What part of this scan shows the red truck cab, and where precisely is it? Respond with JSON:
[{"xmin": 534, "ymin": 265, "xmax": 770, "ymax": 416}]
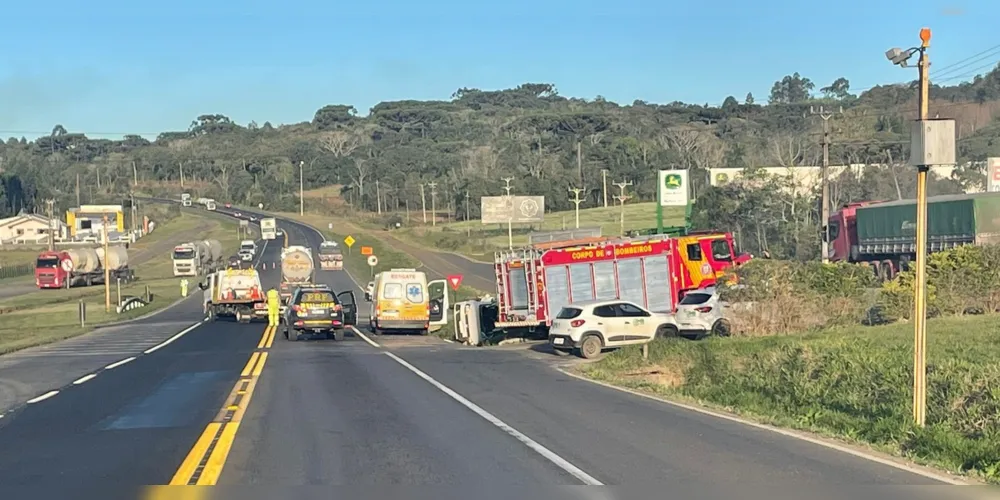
[
  {"xmin": 826, "ymin": 201, "xmax": 879, "ymax": 263},
  {"xmin": 34, "ymin": 251, "xmax": 67, "ymax": 288}
]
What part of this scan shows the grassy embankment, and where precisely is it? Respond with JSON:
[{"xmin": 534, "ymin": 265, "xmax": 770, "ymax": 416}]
[
  {"xmin": 0, "ymin": 211, "xmax": 239, "ymax": 354},
  {"xmin": 580, "ymin": 315, "xmax": 1000, "ymax": 482},
  {"xmin": 299, "ymin": 186, "xmax": 685, "ymax": 261}
]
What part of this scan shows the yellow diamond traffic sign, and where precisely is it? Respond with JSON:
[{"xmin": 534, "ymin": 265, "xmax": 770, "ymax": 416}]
[{"xmin": 344, "ymin": 235, "xmax": 356, "ymax": 247}]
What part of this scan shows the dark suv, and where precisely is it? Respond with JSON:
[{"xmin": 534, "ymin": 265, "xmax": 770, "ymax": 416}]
[{"xmin": 282, "ymin": 284, "xmax": 358, "ymax": 341}]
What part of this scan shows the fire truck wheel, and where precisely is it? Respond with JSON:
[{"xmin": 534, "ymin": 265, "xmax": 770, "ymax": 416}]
[
  {"xmin": 656, "ymin": 324, "xmax": 679, "ymax": 339},
  {"xmin": 578, "ymin": 335, "xmax": 603, "ymax": 359}
]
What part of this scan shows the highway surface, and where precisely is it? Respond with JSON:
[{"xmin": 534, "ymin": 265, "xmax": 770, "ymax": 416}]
[{"xmin": 0, "ymin": 204, "xmax": 967, "ymax": 498}]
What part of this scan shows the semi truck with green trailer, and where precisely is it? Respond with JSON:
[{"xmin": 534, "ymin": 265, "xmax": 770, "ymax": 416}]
[{"xmin": 827, "ymin": 192, "xmax": 1000, "ymax": 281}]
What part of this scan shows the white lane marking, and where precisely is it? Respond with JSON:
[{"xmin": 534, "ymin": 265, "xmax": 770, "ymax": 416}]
[
  {"xmin": 555, "ymin": 368, "xmax": 969, "ymax": 486},
  {"xmin": 104, "ymin": 357, "xmax": 137, "ymax": 370},
  {"xmin": 144, "ymin": 321, "xmax": 205, "ymax": 354},
  {"xmin": 349, "ymin": 326, "xmax": 381, "ymax": 348},
  {"xmin": 26, "ymin": 391, "xmax": 60, "ymax": 404},
  {"xmin": 383, "ymin": 351, "xmax": 603, "ymax": 485},
  {"xmin": 72, "ymin": 374, "xmax": 98, "ymax": 385}
]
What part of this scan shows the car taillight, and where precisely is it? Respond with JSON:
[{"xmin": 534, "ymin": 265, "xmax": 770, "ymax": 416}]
[
  {"xmin": 570, "ymin": 319, "xmax": 585, "ymax": 328},
  {"xmin": 695, "ymin": 306, "xmax": 713, "ymax": 313}
]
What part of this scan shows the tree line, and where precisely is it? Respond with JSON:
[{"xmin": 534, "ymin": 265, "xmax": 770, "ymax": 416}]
[{"xmin": 3, "ymin": 68, "xmax": 1000, "ymax": 259}]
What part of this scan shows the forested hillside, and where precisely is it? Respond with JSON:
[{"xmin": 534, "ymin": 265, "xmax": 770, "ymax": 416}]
[{"xmin": 4, "ymin": 68, "xmax": 1000, "ymax": 258}]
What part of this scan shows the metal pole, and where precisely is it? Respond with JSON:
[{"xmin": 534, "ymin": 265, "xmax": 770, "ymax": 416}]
[
  {"xmin": 103, "ymin": 215, "xmax": 111, "ymax": 313},
  {"xmin": 428, "ymin": 182, "xmax": 438, "ymax": 227},
  {"xmin": 46, "ymin": 199, "xmax": 55, "ymax": 251},
  {"xmin": 465, "ymin": 191, "xmax": 471, "ymax": 237},
  {"xmin": 420, "ymin": 183, "xmax": 427, "ymax": 224},
  {"xmin": 116, "ymin": 278, "xmax": 122, "ymax": 309},
  {"xmin": 913, "ymin": 29, "xmax": 931, "ymax": 428},
  {"xmin": 501, "ymin": 177, "xmax": 514, "ymax": 249},
  {"xmin": 602, "ymin": 169, "xmax": 608, "ymax": 208},
  {"xmin": 299, "ymin": 161, "xmax": 305, "ymax": 216},
  {"xmin": 569, "ymin": 187, "xmax": 585, "ymax": 229}
]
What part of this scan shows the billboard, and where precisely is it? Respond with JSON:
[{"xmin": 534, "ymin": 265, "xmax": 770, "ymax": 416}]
[
  {"xmin": 988, "ymin": 158, "xmax": 1000, "ymax": 193},
  {"xmin": 481, "ymin": 196, "xmax": 545, "ymax": 224},
  {"xmin": 658, "ymin": 169, "xmax": 690, "ymax": 207}
]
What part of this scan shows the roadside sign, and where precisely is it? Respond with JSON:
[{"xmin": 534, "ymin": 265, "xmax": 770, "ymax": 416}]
[
  {"xmin": 367, "ymin": 255, "xmax": 378, "ymax": 267},
  {"xmin": 328, "ymin": 223, "xmax": 333, "ymax": 229},
  {"xmin": 239, "ymin": 220, "xmax": 248, "ymax": 227},
  {"xmin": 361, "ymin": 246, "xmax": 373, "ymax": 256},
  {"xmin": 344, "ymin": 235, "xmax": 355, "ymax": 247},
  {"xmin": 447, "ymin": 274, "xmax": 463, "ymax": 291}
]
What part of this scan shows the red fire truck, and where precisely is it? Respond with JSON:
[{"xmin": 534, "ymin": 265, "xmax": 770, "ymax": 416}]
[{"xmin": 493, "ymin": 232, "xmax": 749, "ymax": 330}]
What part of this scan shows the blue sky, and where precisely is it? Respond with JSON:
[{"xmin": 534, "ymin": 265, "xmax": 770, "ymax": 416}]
[{"xmin": 0, "ymin": 0, "xmax": 996, "ymax": 140}]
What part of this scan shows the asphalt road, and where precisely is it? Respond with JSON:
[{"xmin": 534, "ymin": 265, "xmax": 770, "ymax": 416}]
[{"xmin": 0, "ymin": 204, "xmax": 967, "ymax": 498}]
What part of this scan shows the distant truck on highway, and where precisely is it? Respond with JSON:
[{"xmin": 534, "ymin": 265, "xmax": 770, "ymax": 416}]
[
  {"xmin": 199, "ymin": 268, "xmax": 266, "ymax": 323},
  {"xmin": 34, "ymin": 246, "xmax": 134, "ymax": 289},
  {"xmin": 279, "ymin": 245, "xmax": 315, "ymax": 303},
  {"xmin": 260, "ymin": 218, "xmax": 277, "ymax": 240},
  {"xmin": 181, "ymin": 193, "xmax": 192, "ymax": 207},
  {"xmin": 318, "ymin": 241, "xmax": 343, "ymax": 270},
  {"xmin": 172, "ymin": 239, "xmax": 223, "ymax": 276},
  {"xmin": 827, "ymin": 192, "xmax": 1000, "ymax": 281}
]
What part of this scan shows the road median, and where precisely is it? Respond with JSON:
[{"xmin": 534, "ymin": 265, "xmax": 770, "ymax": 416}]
[{"xmin": 0, "ymin": 211, "xmax": 239, "ymax": 355}]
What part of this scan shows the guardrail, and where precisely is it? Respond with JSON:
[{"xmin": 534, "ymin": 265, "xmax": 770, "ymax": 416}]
[{"xmin": 0, "ymin": 263, "xmax": 33, "ymax": 280}]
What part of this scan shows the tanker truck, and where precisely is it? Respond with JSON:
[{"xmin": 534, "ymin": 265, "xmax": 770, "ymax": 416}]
[
  {"xmin": 279, "ymin": 245, "xmax": 315, "ymax": 303},
  {"xmin": 172, "ymin": 239, "xmax": 224, "ymax": 276},
  {"xmin": 34, "ymin": 246, "xmax": 135, "ymax": 289}
]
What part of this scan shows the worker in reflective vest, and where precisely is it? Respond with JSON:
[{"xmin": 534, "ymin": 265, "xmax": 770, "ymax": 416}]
[{"xmin": 266, "ymin": 288, "xmax": 281, "ymax": 326}]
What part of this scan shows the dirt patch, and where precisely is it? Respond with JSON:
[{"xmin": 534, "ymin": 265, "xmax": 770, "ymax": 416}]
[{"xmin": 619, "ymin": 364, "xmax": 687, "ymax": 388}]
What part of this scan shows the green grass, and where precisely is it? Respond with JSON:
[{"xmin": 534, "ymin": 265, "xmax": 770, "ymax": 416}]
[
  {"xmin": 364, "ymin": 202, "xmax": 686, "ymax": 260},
  {"xmin": 580, "ymin": 315, "xmax": 1000, "ymax": 482},
  {"xmin": 0, "ymin": 212, "xmax": 239, "ymax": 354}
]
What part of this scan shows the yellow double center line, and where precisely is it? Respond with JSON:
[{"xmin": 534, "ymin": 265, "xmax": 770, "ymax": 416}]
[{"xmin": 167, "ymin": 324, "xmax": 275, "ymax": 486}]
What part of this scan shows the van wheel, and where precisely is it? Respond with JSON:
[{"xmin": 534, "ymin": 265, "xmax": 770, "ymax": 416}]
[
  {"xmin": 578, "ymin": 335, "xmax": 603, "ymax": 359},
  {"xmin": 656, "ymin": 324, "xmax": 678, "ymax": 339},
  {"xmin": 711, "ymin": 319, "xmax": 732, "ymax": 337}
]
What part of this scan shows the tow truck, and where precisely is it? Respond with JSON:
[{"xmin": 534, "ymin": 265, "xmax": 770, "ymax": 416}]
[{"xmin": 199, "ymin": 268, "xmax": 267, "ymax": 323}]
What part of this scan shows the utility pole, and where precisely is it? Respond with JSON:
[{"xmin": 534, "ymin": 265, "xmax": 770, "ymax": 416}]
[
  {"xmin": 427, "ymin": 182, "xmax": 438, "ymax": 227},
  {"xmin": 612, "ymin": 179, "xmax": 633, "ymax": 237},
  {"xmin": 45, "ymin": 199, "xmax": 55, "ymax": 251},
  {"xmin": 132, "ymin": 161, "xmax": 138, "ymax": 187},
  {"xmin": 420, "ymin": 183, "xmax": 428, "ymax": 224},
  {"xmin": 299, "ymin": 160, "xmax": 305, "ymax": 216},
  {"xmin": 179, "ymin": 162, "xmax": 185, "ymax": 188},
  {"xmin": 810, "ymin": 105, "xmax": 843, "ymax": 264},
  {"xmin": 75, "ymin": 173, "xmax": 81, "ymax": 207},
  {"xmin": 465, "ymin": 191, "xmax": 471, "ymax": 236},
  {"xmin": 376, "ymin": 179, "xmax": 382, "ymax": 215},
  {"xmin": 569, "ymin": 187, "xmax": 585, "ymax": 229},
  {"xmin": 886, "ymin": 27, "xmax": 935, "ymax": 428},
  {"xmin": 102, "ymin": 214, "xmax": 111, "ymax": 313},
  {"xmin": 501, "ymin": 177, "xmax": 515, "ymax": 249},
  {"xmin": 576, "ymin": 141, "xmax": 583, "ymax": 186},
  {"xmin": 913, "ymin": 29, "xmax": 932, "ymax": 428},
  {"xmin": 601, "ymin": 169, "xmax": 609, "ymax": 208}
]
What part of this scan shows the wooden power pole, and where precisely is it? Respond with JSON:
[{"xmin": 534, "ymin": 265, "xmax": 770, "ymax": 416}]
[{"xmin": 810, "ymin": 105, "xmax": 843, "ymax": 264}]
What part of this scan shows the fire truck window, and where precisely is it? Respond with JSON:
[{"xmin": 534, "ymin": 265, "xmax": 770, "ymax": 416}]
[
  {"xmin": 617, "ymin": 258, "xmax": 645, "ymax": 308},
  {"xmin": 642, "ymin": 255, "xmax": 672, "ymax": 313},
  {"xmin": 592, "ymin": 305, "xmax": 617, "ymax": 318},
  {"xmin": 686, "ymin": 243, "xmax": 702, "ymax": 261},
  {"xmin": 593, "ymin": 261, "xmax": 617, "ymax": 300},
  {"xmin": 711, "ymin": 239, "xmax": 732, "ymax": 262},
  {"xmin": 569, "ymin": 263, "xmax": 595, "ymax": 303},
  {"xmin": 544, "ymin": 266, "xmax": 570, "ymax": 318},
  {"xmin": 509, "ymin": 267, "xmax": 529, "ymax": 310}
]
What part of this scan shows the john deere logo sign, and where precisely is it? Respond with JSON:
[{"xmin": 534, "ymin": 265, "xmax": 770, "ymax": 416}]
[{"xmin": 658, "ymin": 169, "xmax": 689, "ymax": 207}]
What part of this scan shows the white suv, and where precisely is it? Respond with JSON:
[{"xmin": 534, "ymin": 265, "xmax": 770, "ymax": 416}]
[{"xmin": 549, "ymin": 299, "xmax": 679, "ymax": 359}]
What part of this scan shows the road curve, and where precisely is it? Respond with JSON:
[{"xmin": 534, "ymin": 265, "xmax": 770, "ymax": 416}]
[{"xmin": 0, "ymin": 202, "xmax": 965, "ymax": 497}]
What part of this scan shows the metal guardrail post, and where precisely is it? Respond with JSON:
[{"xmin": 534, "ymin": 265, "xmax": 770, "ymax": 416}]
[{"xmin": 79, "ymin": 300, "xmax": 86, "ymax": 327}]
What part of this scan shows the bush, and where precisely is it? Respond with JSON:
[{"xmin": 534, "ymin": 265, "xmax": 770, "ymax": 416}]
[
  {"xmin": 880, "ymin": 245, "xmax": 1000, "ymax": 320},
  {"xmin": 720, "ymin": 259, "xmax": 879, "ymax": 335}
]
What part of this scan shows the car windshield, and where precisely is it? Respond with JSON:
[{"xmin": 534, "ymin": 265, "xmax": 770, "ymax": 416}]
[
  {"xmin": 679, "ymin": 293, "xmax": 713, "ymax": 305},
  {"xmin": 557, "ymin": 307, "xmax": 583, "ymax": 319},
  {"xmin": 173, "ymin": 250, "xmax": 194, "ymax": 259}
]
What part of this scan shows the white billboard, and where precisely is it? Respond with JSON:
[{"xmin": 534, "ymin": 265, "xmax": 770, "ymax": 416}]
[
  {"xmin": 988, "ymin": 158, "xmax": 1000, "ymax": 193},
  {"xmin": 658, "ymin": 169, "xmax": 690, "ymax": 207},
  {"xmin": 481, "ymin": 196, "xmax": 545, "ymax": 224}
]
